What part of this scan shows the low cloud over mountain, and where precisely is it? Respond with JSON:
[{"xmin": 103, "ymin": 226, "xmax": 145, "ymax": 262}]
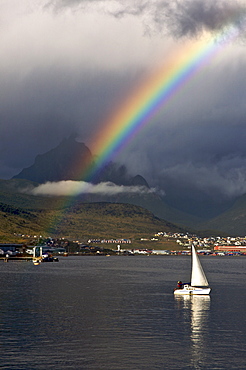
[{"xmin": 24, "ymin": 180, "xmax": 157, "ymax": 197}]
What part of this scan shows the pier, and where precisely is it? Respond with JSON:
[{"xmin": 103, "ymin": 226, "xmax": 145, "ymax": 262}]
[{"xmin": 0, "ymin": 256, "xmax": 33, "ymax": 262}]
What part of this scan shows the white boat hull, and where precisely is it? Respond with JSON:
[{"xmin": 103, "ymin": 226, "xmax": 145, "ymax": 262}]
[{"xmin": 174, "ymin": 284, "xmax": 211, "ymax": 295}]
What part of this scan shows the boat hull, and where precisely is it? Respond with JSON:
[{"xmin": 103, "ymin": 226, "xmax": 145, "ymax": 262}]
[{"xmin": 174, "ymin": 285, "xmax": 211, "ymax": 295}]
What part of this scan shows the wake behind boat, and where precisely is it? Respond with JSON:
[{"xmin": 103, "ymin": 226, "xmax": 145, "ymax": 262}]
[{"xmin": 174, "ymin": 245, "xmax": 211, "ymax": 295}]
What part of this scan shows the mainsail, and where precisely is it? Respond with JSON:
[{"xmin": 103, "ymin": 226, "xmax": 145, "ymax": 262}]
[{"xmin": 190, "ymin": 245, "xmax": 209, "ymax": 287}]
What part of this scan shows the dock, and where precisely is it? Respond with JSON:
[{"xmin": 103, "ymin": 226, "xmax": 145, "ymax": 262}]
[{"xmin": 0, "ymin": 256, "xmax": 33, "ymax": 262}]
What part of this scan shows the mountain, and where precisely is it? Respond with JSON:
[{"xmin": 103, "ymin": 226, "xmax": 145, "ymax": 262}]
[
  {"xmin": 11, "ymin": 136, "xmax": 202, "ymax": 227},
  {"xmin": 1, "ymin": 176, "xmax": 200, "ymax": 229},
  {"xmin": 76, "ymin": 190, "xmax": 201, "ymax": 227},
  {"xmin": 198, "ymin": 193, "xmax": 246, "ymax": 235},
  {"xmin": 0, "ymin": 187, "xmax": 188, "ymax": 243},
  {"xmin": 13, "ymin": 135, "xmax": 149, "ymax": 188},
  {"xmin": 13, "ymin": 135, "xmax": 92, "ymax": 183},
  {"xmin": 13, "ymin": 136, "xmax": 240, "ymax": 233}
]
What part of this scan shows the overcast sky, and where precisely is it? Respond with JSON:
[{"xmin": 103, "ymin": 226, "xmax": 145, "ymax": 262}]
[{"xmin": 1, "ymin": 0, "xmax": 246, "ymax": 202}]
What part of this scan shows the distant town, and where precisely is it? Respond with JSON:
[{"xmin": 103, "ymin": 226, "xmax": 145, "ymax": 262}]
[
  {"xmin": 1, "ymin": 230, "xmax": 246, "ymax": 258},
  {"xmin": 87, "ymin": 232, "xmax": 246, "ymax": 255}
]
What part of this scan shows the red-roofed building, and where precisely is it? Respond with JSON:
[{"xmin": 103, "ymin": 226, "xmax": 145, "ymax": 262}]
[{"xmin": 214, "ymin": 246, "xmax": 246, "ymax": 252}]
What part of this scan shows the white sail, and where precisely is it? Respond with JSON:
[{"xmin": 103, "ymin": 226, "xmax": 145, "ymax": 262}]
[{"xmin": 191, "ymin": 245, "xmax": 209, "ymax": 287}]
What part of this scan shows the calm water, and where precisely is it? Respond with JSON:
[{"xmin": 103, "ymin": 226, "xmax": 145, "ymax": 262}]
[{"xmin": 0, "ymin": 255, "xmax": 245, "ymax": 369}]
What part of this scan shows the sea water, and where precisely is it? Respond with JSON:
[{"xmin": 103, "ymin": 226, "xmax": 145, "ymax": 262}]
[{"xmin": 0, "ymin": 255, "xmax": 245, "ymax": 369}]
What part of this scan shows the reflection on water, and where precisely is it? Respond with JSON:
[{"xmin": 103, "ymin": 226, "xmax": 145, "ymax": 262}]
[
  {"xmin": 191, "ymin": 296, "xmax": 210, "ymax": 369},
  {"xmin": 175, "ymin": 295, "xmax": 210, "ymax": 369},
  {"xmin": 1, "ymin": 257, "xmax": 246, "ymax": 369}
]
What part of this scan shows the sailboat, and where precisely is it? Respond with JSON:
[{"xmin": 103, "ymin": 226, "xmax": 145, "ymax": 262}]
[{"xmin": 174, "ymin": 245, "xmax": 211, "ymax": 295}]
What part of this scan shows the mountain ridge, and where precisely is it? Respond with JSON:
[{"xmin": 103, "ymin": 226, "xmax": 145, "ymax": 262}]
[
  {"xmin": 8, "ymin": 136, "xmax": 246, "ymax": 235},
  {"xmin": 13, "ymin": 135, "xmax": 150, "ymax": 188},
  {"xmin": 0, "ymin": 195, "xmax": 188, "ymax": 243}
]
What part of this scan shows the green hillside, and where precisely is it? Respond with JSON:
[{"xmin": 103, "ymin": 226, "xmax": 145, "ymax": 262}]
[
  {"xmin": 0, "ymin": 197, "xmax": 187, "ymax": 244},
  {"xmin": 0, "ymin": 178, "xmax": 201, "ymax": 229},
  {"xmin": 0, "ymin": 178, "xmax": 226, "ymax": 242},
  {"xmin": 199, "ymin": 194, "xmax": 246, "ymax": 236}
]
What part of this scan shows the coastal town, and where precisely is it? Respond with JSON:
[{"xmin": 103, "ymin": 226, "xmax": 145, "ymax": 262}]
[
  {"xmin": 87, "ymin": 232, "xmax": 246, "ymax": 255},
  {"xmin": 2, "ymin": 230, "xmax": 246, "ymax": 258}
]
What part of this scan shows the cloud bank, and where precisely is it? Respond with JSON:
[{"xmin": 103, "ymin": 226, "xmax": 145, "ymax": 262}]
[
  {"xmin": 25, "ymin": 181, "xmax": 158, "ymax": 196},
  {"xmin": 48, "ymin": 0, "xmax": 246, "ymax": 38}
]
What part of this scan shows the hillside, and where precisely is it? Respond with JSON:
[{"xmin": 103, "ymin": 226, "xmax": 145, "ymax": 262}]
[
  {"xmin": 10, "ymin": 136, "xmax": 204, "ymax": 227},
  {"xmin": 2, "ymin": 179, "xmax": 201, "ymax": 232},
  {"xmin": 69, "ymin": 190, "xmax": 202, "ymax": 228},
  {"xmin": 0, "ymin": 178, "xmax": 237, "ymax": 237},
  {"xmin": 199, "ymin": 194, "xmax": 246, "ymax": 236},
  {"xmin": 0, "ymin": 179, "xmax": 68, "ymax": 210},
  {"xmin": 8, "ymin": 137, "xmax": 246, "ymax": 235},
  {"xmin": 0, "ymin": 198, "xmax": 187, "ymax": 244}
]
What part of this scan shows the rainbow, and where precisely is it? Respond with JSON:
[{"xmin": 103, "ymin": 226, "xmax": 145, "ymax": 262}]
[
  {"xmin": 78, "ymin": 27, "xmax": 237, "ymax": 182},
  {"xmin": 44, "ymin": 28, "xmax": 238, "ymax": 236}
]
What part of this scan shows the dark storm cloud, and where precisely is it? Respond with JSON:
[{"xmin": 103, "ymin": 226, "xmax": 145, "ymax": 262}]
[
  {"xmin": 47, "ymin": 0, "xmax": 246, "ymax": 38},
  {"xmin": 119, "ymin": 117, "xmax": 246, "ymax": 216},
  {"xmin": 2, "ymin": 0, "xmax": 246, "ymax": 211},
  {"xmin": 157, "ymin": 0, "xmax": 246, "ymax": 38},
  {"xmin": 0, "ymin": 62, "xmax": 143, "ymax": 178},
  {"xmin": 117, "ymin": 59, "xmax": 246, "ymax": 204}
]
